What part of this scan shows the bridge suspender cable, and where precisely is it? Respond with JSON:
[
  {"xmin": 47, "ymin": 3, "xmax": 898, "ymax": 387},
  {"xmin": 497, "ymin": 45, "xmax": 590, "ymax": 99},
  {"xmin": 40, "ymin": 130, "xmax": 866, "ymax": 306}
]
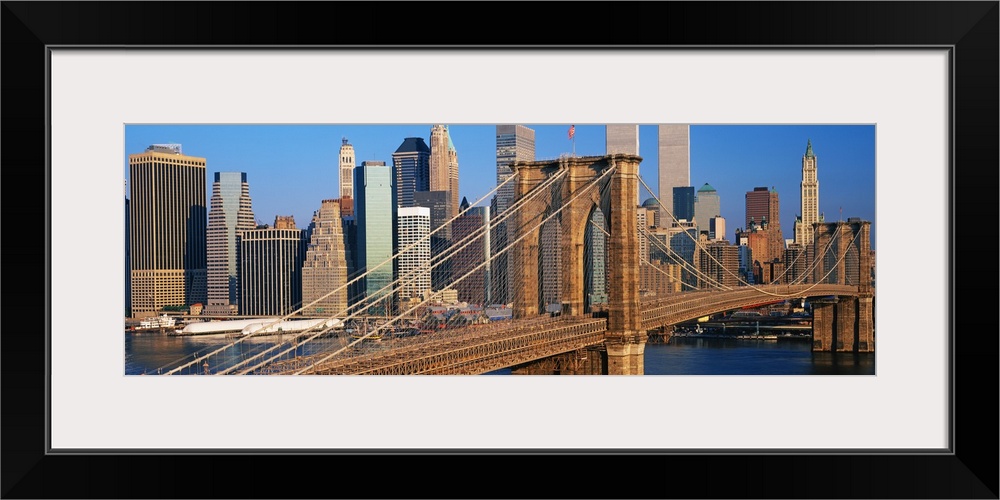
[
  {"xmin": 223, "ymin": 169, "xmax": 572, "ymax": 375},
  {"xmin": 636, "ymin": 174, "xmax": 861, "ymax": 299},
  {"xmin": 160, "ymin": 173, "xmax": 525, "ymax": 375},
  {"xmin": 292, "ymin": 166, "xmax": 619, "ymax": 375}
]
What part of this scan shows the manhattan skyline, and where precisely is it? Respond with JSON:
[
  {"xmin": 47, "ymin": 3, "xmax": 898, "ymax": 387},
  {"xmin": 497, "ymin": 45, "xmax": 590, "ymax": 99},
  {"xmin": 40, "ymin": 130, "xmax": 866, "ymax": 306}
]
[{"xmin": 124, "ymin": 124, "xmax": 876, "ymax": 248}]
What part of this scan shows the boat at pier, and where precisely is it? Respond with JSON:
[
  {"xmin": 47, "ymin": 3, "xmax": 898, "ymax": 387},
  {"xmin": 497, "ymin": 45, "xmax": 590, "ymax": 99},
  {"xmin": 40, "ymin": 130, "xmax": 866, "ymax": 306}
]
[{"xmin": 136, "ymin": 314, "xmax": 176, "ymax": 330}]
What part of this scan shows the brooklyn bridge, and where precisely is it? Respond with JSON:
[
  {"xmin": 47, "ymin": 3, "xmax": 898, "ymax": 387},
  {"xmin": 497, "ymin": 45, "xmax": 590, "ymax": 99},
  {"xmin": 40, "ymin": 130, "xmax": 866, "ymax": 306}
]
[{"xmin": 152, "ymin": 154, "xmax": 873, "ymax": 376}]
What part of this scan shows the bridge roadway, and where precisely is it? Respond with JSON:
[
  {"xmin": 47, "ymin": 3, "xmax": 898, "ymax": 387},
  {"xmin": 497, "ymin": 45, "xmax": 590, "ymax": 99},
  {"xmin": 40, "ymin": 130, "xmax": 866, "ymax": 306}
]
[
  {"xmin": 641, "ymin": 284, "xmax": 860, "ymax": 330},
  {"xmin": 254, "ymin": 284, "xmax": 860, "ymax": 375},
  {"xmin": 257, "ymin": 315, "xmax": 608, "ymax": 375}
]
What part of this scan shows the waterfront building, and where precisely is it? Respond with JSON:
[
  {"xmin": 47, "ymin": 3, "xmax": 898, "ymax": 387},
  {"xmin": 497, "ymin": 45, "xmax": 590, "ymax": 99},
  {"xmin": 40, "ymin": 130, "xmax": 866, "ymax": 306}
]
[
  {"xmin": 301, "ymin": 199, "xmax": 349, "ymax": 316},
  {"xmin": 128, "ymin": 144, "xmax": 206, "ymax": 318},
  {"xmin": 125, "ymin": 189, "xmax": 130, "ymax": 317},
  {"xmin": 658, "ymin": 125, "xmax": 690, "ymax": 228},
  {"xmin": 672, "ymin": 186, "xmax": 695, "ymax": 223},
  {"xmin": 238, "ymin": 217, "xmax": 307, "ymax": 316},
  {"xmin": 794, "ymin": 139, "xmax": 820, "ymax": 246},
  {"xmin": 397, "ymin": 206, "xmax": 432, "ymax": 301},
  {"xmin": 354, "ymin": 161, "xmax": 394, "ymax": 314},
  {"xmin": 493, "ymin": 124, "xmax": 535, "ymax": 305},
  {"xmin": 205, "ymin": 172, "xmax": 256, "ymax": 316},
  {"xmin": 693, "ymin": 183, "xmax": 720, "ymax": 236},
  {"xmin": 392, "ymin": 137, "xmax": 430, "ymax": 209},
  {"xmin": 338, "ymin": 137, "xmax": 355, "ymax": 217}
]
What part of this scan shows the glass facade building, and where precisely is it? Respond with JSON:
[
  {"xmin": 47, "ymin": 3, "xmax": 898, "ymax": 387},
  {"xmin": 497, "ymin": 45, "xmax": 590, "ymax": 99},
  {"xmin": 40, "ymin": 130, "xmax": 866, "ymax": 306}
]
[
  {"xmin": 672, "ymin": 186, "xmax": 696, "ymax": 222},
  {"xmin": 354, "ymin": 161, "xmax": 395, "ymax": 315},
  {"xmin": 392, "ymin": 137, "xmax": 430, "ymax": 209},
  {"xmin": 206, "ymin": 172, "xmax": 256, "ymax": 313}
]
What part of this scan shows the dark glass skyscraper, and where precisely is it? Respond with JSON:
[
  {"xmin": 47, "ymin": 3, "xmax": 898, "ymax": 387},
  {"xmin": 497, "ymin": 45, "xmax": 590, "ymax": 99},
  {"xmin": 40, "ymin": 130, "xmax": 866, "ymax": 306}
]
[
  {"xmin": 672, "ymin": 186, "xmax": 696, "ymax": 222},
  {"xmin": 392, "ymin": 137, "xmax": 430, "ymax": 209}
]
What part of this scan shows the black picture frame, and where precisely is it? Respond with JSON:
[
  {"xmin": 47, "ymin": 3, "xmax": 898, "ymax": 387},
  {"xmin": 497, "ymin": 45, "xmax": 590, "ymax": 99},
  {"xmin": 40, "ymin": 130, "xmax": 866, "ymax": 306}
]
[{"xmin": 3, "ymin": 2, "xmax": 997, "ymax": 498}]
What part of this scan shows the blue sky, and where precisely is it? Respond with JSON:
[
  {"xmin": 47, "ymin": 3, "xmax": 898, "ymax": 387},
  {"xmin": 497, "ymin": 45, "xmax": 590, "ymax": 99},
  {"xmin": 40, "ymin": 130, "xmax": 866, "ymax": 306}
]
[{"xmin": 125, "ymin": 124, "xmax": 876, "ymax": 248}]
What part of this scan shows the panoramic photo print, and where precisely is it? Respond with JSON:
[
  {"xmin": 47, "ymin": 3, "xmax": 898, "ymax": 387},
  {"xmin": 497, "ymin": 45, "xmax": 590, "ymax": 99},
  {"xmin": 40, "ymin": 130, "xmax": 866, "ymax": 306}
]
[{"xmin": 124, "ymin": 124, "xmax": 876, "ymax": 376}]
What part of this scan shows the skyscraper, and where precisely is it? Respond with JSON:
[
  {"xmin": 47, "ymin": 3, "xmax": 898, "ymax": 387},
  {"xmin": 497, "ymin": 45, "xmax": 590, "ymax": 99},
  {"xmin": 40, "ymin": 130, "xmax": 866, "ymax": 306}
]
[
  {"xmin": 125, "ymin": 185, "xmax": 130, "ymax": 318},
  {"xmin": 540, "ymin": 218, "xmax": 563, "ymax": 308},
  {"xmin": 668, "ymin": 226, "xmax": 700, "ymax": 291},
  {"xmin": 301, "ymin": 199, "xmax": 349, "ymax": 316},
  {"xmin": 493, "ymin": 125, "xmax": 535, "ymax": 305},
  {"xmin": 693, "ymin": 183, "xmax": 720, "ymax": 236},
  {"xmin": 206, "ymin": 172, "xmax": 256, "ymax": 315},
  {"xmin": 672, "ymin": 186, "xmax": 695, "ymax": 222},
  {"xmin": 397, "ymin": 206, "xmax": 432, "ymax": 300},
  {"xmin": 452, "ymin": 197, "xmax": 490, "ymax": 305},
  {"xmin": 339, "ymin": 138, "xmax": 355, "ymax": 217},
  {"xmin": 392, "ymin": 137, "xmax": 430, "ymax": 209},
  {"xmin": 745, "ymin": 186, "xmax": 781, "ymax": 230},
  {"xmin": 658, "ymin": 125, "xmax": 690, "ymax": 228},
  {"xmin": 354, "ymin": 161, "xmax": 394, "ymax": 314},
  {"xmin": 495, "ymin": 125, "xmax": 535, "ymax": 214},
  {"xmin": 794, "ymin": 139, "xmax": 820, "ymax": 246},
  {"xmin": 238, "ymin": 217, "xmax": 307, "ymax": 316},
  {"xmin": 414, "ymin": 190, "xmax": 452, "ymax": 289},
  {"xmin": 584, "ymin": 209, "xmax": 608, "ymax": 308},
  {"xmin": 709, "ymin": 216, "xmax": 726, "ymax": 242},
  {"xmin": 429, "ymin": 125, "xmax": 460, "ymax": 223},
  {"xmin": 128, "ymin": 144, "xmax": 206, "ymax": 318},
  {"xmin": 606, "ymin": 124, "xmax": 639, "ymax": 154},
  {"xmin": 699, "ymin": 240, "xmax": 740, "ymax": 288}
]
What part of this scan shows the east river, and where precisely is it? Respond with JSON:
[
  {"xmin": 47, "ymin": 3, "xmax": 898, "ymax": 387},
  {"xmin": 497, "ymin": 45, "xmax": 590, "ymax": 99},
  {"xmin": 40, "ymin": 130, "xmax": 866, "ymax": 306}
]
[{"xmin": 125, "ymin": 331, "xmax": 874, "ymax": 376}]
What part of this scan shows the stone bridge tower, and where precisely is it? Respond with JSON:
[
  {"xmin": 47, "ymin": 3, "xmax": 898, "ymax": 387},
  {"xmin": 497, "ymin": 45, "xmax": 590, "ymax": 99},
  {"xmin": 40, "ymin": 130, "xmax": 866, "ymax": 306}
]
[
  {"xmin": 511, "ymin": 154, "xmax": 645, "ymax": 374},
  {"xmin": 811, "ymin": 219, "xmax": 874, "ymax": 352}
]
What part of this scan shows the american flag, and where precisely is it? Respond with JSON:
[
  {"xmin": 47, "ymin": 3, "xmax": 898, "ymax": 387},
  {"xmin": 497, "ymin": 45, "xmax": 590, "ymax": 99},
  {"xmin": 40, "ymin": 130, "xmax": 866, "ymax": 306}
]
[{"xmin": 568, "ymin": 124, "xmax": 575, "ymax": 140}]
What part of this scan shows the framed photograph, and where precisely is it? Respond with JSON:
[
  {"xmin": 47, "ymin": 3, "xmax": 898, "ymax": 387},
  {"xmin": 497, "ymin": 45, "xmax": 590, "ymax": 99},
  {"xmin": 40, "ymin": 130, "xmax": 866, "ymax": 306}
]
[{"xmin": 4, "ymin": 2, "xmax": 996, "ymax": 498}]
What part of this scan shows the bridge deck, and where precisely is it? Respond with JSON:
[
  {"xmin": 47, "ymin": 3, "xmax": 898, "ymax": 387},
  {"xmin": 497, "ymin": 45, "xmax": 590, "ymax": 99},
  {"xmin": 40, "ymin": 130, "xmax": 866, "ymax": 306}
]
[
  {"xmin": 640, "ymin": 284, "xmax": 859, "ymax": 329},
  {"xmin": 260, "ymin": 316, "xmax": 607, "ymax": 375},
  {"xmin": 251, "ymin": 285, "xmax": 860, "ymax": 375}
]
